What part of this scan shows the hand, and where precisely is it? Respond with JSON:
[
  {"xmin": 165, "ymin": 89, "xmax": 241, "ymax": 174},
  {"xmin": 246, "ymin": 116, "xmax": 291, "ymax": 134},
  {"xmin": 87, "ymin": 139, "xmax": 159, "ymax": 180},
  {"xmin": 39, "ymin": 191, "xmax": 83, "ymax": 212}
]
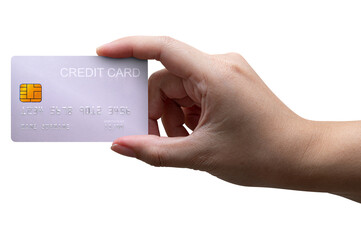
[{"xmin": 97, "ymin": 36, "xmax": 361, "ymax": 202}]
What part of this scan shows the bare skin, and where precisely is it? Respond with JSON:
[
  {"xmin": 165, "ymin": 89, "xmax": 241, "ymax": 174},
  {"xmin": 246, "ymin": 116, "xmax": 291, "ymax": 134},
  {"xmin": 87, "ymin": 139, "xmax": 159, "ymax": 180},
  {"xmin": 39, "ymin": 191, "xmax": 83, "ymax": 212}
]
[{"xmin": 97, "ymin": 36, "xmax": 361, "ymax": 203}]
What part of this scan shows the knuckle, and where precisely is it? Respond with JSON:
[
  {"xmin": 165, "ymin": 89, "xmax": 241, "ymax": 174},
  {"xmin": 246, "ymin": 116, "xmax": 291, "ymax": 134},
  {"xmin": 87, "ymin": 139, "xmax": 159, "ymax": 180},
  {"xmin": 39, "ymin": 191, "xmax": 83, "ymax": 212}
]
[
  {"xmin": 148, "ymin": 70, "xmax": 168, "ymax": 91},
  {"xmin": 137, "ymin": 147, "xmax": 163, "ymax": 167},
  {"xmin": 153, "ymin": 146, "xmax": 167, "ymax": 167},
  {"xmin": 211, "ymin": 53, "xmax": 244, "ymax": 75},
  {"xmin": 215, "ymin": 54, "xmax": 245, "ymax": 76},
  {"xmin": 226, "ymin": 52, "xmax": 244, "ymax": 61},
  {"xmin": 133, "ymin": 136, "xmax": 167, "ymax": 167},
  {"xmin": 224, "ymin": 52, "xmax": 246, "ymax": 74},
  {"xmin": 159, "ymin": 35, "xmax": 175, "ymax": 46},
  {"xmin": 148, "ymin": 71, "xmax": 162, "ymax": 84},
  {"xmin": 148, "ymin": 144, "xmax": 168, "ymax": 167},
  {"xmin": 229, "ymin": 62, "xmax": 244, "ymax": 75}
]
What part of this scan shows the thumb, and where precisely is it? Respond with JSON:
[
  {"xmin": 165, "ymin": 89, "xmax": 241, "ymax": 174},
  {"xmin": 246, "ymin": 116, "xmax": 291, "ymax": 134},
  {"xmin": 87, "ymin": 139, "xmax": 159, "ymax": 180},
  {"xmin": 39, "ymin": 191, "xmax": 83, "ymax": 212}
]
[{"xmin": 111, "ymin": 135, "xmax": 200, "ymax": 169}]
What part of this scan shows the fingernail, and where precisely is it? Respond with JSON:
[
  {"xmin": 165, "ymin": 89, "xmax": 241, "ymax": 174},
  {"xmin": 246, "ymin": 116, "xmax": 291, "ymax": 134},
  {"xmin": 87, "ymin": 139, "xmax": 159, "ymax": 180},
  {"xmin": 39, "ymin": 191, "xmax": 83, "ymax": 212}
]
[
  {"xmin": 96, "ymin": 45, "xmax": 104, "ymax": 53},
  {"xmin": 111, "ymin": 144, "xmax": 136, "ymax": 158},
  {"xmin": 96, "ymin": 43, "xmax": 108, "ymax": 51}
]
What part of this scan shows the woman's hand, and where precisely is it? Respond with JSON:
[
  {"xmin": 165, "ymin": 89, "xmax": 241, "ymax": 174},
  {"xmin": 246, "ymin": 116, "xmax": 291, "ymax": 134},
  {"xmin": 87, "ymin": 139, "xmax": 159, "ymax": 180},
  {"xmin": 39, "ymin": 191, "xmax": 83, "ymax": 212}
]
[{"xmin": 97, "ymin": 36, "xmax": 361, "ymax": 202}]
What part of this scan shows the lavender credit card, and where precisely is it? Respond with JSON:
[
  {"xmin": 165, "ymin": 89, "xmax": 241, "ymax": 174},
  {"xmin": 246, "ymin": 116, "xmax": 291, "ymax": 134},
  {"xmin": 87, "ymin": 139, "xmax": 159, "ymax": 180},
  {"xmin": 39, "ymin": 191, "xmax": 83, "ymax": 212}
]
[{"xmin": 11, "ymin": 56, "xmax": 148, "ymax": 142}]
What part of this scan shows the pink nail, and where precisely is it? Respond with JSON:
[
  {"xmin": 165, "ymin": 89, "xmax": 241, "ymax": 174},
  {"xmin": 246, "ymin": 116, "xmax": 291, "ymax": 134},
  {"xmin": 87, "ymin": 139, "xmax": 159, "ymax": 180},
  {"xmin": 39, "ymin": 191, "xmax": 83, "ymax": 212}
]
[{"xmin": 111, "ymin": 144, "xmax": 136, "ymax": 158}]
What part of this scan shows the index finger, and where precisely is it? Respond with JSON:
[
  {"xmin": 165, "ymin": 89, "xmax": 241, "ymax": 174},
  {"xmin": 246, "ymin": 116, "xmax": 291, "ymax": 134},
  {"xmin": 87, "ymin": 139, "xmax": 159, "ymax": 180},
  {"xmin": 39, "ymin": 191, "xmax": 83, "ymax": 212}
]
[{"xmin": 96, "ymin": 36, "xmax": 207, "ymax": 79}]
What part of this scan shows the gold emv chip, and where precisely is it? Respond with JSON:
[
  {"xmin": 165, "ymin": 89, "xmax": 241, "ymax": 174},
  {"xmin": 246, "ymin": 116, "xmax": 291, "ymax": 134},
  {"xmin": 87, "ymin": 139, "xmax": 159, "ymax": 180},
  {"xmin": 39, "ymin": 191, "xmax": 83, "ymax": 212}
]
[{"xmin": 20, "ymin": 84, "xmax": 42, "ymax": 102}]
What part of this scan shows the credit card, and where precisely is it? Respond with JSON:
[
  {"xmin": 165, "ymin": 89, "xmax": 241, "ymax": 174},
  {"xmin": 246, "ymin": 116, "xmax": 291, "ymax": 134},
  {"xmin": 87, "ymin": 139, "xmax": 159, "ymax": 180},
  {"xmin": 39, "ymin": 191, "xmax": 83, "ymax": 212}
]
[{"xmin": 11, "ymin": 56, "xmax": 148, "ymax": 142}]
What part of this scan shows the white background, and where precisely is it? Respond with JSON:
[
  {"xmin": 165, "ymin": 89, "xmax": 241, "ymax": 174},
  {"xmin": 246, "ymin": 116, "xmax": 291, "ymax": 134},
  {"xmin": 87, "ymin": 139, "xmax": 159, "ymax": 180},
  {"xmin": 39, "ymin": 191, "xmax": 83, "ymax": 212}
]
[{"xmin": 1, "ymin": 0, "xmax": 361, "ymax": 239}]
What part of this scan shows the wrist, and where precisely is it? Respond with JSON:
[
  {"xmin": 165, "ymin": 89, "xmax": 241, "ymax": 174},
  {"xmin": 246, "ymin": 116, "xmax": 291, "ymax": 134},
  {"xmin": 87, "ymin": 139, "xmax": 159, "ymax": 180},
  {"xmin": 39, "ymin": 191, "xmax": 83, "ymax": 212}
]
[
  {"xmin": 264, "ymin": 117, "xmax": 327, "ymax": 191},
  {"xmin": 281, "ymin": 119, "xmax": 361, "ymax": 197}
]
